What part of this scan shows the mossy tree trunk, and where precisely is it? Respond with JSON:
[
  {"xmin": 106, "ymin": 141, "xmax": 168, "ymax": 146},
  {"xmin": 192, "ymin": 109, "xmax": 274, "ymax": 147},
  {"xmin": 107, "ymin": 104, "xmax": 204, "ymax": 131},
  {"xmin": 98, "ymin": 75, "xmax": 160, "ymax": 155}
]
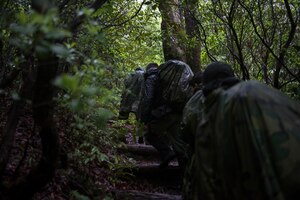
[
  {"xmin": 184, "ymin": 0, "xmax": 201, "ymax": 73},
  {"xmin": 158, "ymin": 0, "xmax": 186, "ymax": 62}
]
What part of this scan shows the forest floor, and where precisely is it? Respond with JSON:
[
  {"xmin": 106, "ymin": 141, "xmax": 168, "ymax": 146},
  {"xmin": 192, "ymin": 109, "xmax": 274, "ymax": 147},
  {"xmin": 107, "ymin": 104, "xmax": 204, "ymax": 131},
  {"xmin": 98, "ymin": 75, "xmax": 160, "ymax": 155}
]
[{"xmin": 0, "ymin": 95, "xmax": 182, "ymax": 199}]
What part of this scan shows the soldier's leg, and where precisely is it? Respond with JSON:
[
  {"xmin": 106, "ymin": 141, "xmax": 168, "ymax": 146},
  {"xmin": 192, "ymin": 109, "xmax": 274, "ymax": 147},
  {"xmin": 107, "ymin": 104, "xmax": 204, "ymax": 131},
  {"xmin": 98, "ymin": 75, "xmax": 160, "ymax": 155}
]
[
  {"xmin": 166, "ymin": 114, "xmax": 189, "ymax": 171},
  {"xmin": 133, "ymin": 112, "xmax": 144, "ymax": 144},
  {"xmin": 145, "ymin": 119, "xmax": 175, "ymax": 167}
]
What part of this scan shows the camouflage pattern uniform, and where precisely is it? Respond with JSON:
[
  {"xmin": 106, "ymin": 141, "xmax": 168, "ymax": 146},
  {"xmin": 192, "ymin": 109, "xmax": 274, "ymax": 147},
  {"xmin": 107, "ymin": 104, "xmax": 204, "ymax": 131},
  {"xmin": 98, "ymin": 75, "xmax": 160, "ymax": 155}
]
[
  {"xmin": 140, "ymin": 60, "xmax": 193, "ymax": 168},
  {"xmin": 181, "ymin": 90, "xmax": 205, "ymax": 200},
  {"xmin": 190, "ymin": 80, "xmax": 300, "ymax": 200},
  {"xmin": 158, "ymin": 60, "xmax": 194, "ymax": 111},
  {"xmin": 119, "ymin": 68, "xmax": 144, "ymax": 119},
  {"xmin": 181, "ymin": 90, "xmax": 205, "ymax": 153}
]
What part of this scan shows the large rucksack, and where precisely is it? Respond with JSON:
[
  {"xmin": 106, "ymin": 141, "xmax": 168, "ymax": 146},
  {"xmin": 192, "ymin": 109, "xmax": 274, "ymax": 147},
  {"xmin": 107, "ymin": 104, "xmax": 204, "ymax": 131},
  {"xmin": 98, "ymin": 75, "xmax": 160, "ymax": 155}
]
[
  {"xmin": 158, "ymin": 60, "xmax": 194, "ymax": 109},
  {"xmin": 191, "ymin": 80, "xmax": 300, "ymax": 200},
  {"xmin": 120, "ymin": 69, "xmax": 144, "ymax": 114}
]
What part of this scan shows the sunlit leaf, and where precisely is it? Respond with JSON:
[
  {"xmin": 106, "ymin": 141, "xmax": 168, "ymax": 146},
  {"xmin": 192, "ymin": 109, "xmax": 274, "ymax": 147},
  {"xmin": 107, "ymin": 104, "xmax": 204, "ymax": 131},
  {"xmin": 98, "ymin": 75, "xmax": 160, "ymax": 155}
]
[
  {"xmin": 50, "ymin": 44, "xmax": 71, "ymax": 58},
  {"xmin": 53, "ymin": 74, "xmax": 79, "ymax": 92},
  {"xmin": 45, "ymin": 29, "xmax": 72, "ymax": 40}
]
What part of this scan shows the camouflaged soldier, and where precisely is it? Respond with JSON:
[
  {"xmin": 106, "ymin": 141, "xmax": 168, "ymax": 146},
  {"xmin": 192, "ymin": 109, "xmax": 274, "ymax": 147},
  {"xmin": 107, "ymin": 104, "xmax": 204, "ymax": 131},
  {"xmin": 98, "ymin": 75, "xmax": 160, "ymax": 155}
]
[
  {"xmin": 188, "ymin": 62, "xmax": 300, "ymax": 200},
  {"xmin": 139, "ymin": 61, "xmax": 194, "ymax": 168},
  {"xmin": 139, "ymin": 62, "xmax": 176, "ymax": 167},
  {"xmin": 119, "ymin": 67, "xmax": 144, "ymax": 120},
  {"xmin": 180, "ymin": 73, "xmax": 205, "ymax": 200},
  {"xmin": 181, "ymin": 72, "xmax": 204, "ymax": 155}
]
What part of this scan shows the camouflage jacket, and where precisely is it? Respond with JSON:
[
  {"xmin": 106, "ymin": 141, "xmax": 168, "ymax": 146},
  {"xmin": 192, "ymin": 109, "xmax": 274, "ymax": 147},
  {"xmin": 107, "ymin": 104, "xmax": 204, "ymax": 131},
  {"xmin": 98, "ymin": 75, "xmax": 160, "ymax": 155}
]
[
  {"xmin": 181, "ymin": 90, "xmax": 205, "ymax": 154},
  {"xmin": 181, "ymin": 90, "xmax": 205, "ymax": 200},
  {"xmin": 138, "ymin": 67, "xmax": 159, "ymax": 123},
  {"xmin": 119, "ymin": 69, "xmax": 144, "ymax": 114},
  {"xmin": 188, "ymin": 80, "xmax": 300, "ymax": 200},
  {"xmin": 158, "ymin": 60, "xmax": 194, "ymax": 112}
]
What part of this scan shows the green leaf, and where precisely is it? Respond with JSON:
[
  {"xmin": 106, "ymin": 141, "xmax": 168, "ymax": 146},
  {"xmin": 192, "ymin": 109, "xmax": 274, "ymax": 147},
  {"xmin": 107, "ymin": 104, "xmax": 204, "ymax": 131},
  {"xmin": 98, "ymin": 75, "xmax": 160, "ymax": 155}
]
[
  {"xmin": 78, "ymin": 8, "xmax": 94, "ymax": 17},
  {"xmin": 70, "ymin": 190, "xmax": 90, "ymax": 200},
  {"xmin": 11, "ymin": 91, "xmax": 20, "ymax": 100},
  {"xmin": 53, "ymin": 74, "xmax": 79, "ymax": 92},
  {"xmin": 102, "ymin": 196, "xmax": 114, "ymax": 200},
  {"xmin": 82, "ymin": 87, "xmax": 98, "ymax": 96},
  {"xmin": 93, "ymin": 108, "xmax": 113, "ymax": 129},
  {"xmin": 10, "ymin": 24, "xmax": 36, "ymax": 35},
  {"xmin": 69, "ymin": 99, "xmax": 85, "ymax": 111},
  {"xmin": 99, "ymin": 153, "xmax": 109, "ymax": 162},
  {"xmin": 36, "ymin": 44, "xmax": 50, "ymax": 58},
  {"xmin": 19, "ymin": 11, "xmax": 28, "ymax": 24},
  {"xmin": 45, "ymin": 29, "xmax": 72, "ymax": 40},
  {"xmin": 50, "ymin": 44, "xmax": 71, "ymax": 58}
]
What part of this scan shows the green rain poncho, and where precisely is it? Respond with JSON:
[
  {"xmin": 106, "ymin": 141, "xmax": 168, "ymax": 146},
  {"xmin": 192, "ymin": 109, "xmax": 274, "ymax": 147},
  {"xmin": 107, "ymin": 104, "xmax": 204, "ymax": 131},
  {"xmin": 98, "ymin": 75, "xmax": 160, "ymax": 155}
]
[
  {"xmin": 190, "ymin": 80, "xmax": 300, "ymax": 200},
  {"xmin": 158, "ymin": 60, "xmax": 194, "ymax": 109},
  {"xmin": 181, "ymin": 90, "xmax": 205, "ymax": 154},
  {"xmin": 119, "ymin": 69, "xmax": 144, "ymax": 115},
  {"xmin": 181, "ymin": 90, "xmax": 205, "ymax": 200}
]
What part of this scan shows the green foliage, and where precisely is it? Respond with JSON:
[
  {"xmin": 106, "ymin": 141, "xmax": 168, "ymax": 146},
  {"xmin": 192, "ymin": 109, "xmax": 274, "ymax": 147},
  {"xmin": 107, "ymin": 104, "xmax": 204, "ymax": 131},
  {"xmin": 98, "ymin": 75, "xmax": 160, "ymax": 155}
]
[
  {"xmin": 195, "ymin": 0, "xmax": 299, "ymax": 97},
  {"xmin": 88, "ymin": 0, "xmax": 163, "ymax": 70},
  {"xmin": 73, "ymin": 140, "xmax": 109, "ymax": 166},
  {"xmin": 54, "ymin": 65, "xmax": 115, "ymax": 122},
  {"xmin": 70, "ymin": 191, "xmax": 90, "ymax": 200},
  {"xmin": 102, "ymin": 196, "xmax": 114, "ymax": 200},
  {"xmin": 9, "ymin": 8, "xmax": 73, "ymax": 60}
]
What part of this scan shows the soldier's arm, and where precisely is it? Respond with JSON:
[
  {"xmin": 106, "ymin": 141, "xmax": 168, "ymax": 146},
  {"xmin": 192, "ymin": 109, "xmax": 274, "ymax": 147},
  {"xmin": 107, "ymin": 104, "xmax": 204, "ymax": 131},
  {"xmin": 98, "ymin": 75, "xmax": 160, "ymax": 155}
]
[{"xmin": 140, "ymin": 74, "xmax": 158, "ymax": 123}]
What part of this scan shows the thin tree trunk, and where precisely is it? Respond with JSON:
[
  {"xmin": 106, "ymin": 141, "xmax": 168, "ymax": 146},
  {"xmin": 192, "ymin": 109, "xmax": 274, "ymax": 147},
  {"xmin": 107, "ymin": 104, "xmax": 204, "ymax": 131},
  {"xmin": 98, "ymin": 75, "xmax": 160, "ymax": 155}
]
[
  {"xmin": 262, "ymin": 49, "xmax": 270, "ymax": 84},
  {"xmin": 0, "ymin": 58, "xmax": 32, "ymax": 176},
  {"xmin": 0, "ymin": 97, "xmax": 25, "ymax": 175},
  {"xmin": 0, "ymin": 38, "xmax": 4, "ymax": 79},
  {"xmin": 273, "ymin": 0, "xmax": 297, "ymax": 88},
  {"xmin": 184, "ymin": 0, "xmax": 201, "ymax": 73}
]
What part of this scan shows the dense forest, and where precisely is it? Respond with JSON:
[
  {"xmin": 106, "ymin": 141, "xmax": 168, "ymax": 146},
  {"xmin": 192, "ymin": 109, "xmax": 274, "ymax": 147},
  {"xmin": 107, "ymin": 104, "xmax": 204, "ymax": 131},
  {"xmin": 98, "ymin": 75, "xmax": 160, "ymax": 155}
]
[{"xmin": 0, "ymin": 0, "xmax": 299, "ymax": 199}]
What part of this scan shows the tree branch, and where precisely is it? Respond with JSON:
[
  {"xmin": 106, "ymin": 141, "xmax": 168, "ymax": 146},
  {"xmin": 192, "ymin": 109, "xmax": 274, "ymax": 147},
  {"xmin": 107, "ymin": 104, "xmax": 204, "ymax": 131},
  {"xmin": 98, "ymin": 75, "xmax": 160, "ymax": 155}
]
[
  {"xmin": 238, "ymin": 0, "xmax": 300, "ymax": 86},
  {"xmin": 69, "ymin": 0, "xmax": 108, "ymax": 33},
  {"xmin": 104, "ymin": 0, "xmax": 146, "ymax": 28},
  {"xmin": 188, "ymin": 11, "xmax": 217, "ymax": 62},
  {"xmin": 213, "ymin": 0, "xmax": 249, "ymax": 79}
]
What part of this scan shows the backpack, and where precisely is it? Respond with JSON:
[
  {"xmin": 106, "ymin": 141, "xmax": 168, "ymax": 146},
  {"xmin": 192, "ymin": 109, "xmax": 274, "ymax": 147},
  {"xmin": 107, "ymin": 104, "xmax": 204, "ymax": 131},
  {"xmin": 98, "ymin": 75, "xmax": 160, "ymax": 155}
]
[
  {"xmin": 192, "ymin": 80, "xmax": 300, "ymax": 200},
  {"xmin": 120, "ymin": 69, "xmax": 144, "ymax": 114},
  {"xmin": 158, "ymin": 60, "xmax": 194, "ymax": 109}
]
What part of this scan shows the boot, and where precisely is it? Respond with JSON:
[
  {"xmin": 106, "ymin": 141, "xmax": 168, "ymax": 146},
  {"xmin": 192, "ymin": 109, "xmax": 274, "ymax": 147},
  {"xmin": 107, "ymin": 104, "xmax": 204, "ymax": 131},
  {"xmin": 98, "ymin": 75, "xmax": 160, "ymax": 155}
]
[
  {"xmin": 159, "ymin": 151, "xmax": 176, "ymax": 168},
  {"xmin": 138, "ymin": 136, "xmax": 144, "ymax": 144}
]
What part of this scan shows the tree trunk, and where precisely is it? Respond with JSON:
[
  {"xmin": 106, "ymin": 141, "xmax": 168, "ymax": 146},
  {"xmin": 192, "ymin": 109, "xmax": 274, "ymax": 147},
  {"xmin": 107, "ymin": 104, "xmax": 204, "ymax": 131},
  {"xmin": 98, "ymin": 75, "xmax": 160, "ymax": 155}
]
[
  {"xmin": 0, "ymin": 97, "xmax": 25, "ymax": 175},
  {"xmin": 4, "ymin": 56, "xmax": 60, "ymax": 200},
  {"xmin": 0, "ymin": 38, "xmax": 4, "ymax": 79},
  {"xmin": 0, "ymin": 58, "xmax": 32, "ymax": 176},
  {"xmin": 158, "ymin": 0, "xmax": 186, "ymax": 62},
  {"xmin": 1, "ymin": 1, "xmax": 60, "ymax": 198},
  {"xmin": 184, "ymin": 0, "xmax": 201, "ymax": 73},
  {"xmin": 273, "ymin": 53, "xmax": 285, "ymax": 89},
  {"xmin": 261, "ymin": 48, "xmax": 270, "ymax": 85}
]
